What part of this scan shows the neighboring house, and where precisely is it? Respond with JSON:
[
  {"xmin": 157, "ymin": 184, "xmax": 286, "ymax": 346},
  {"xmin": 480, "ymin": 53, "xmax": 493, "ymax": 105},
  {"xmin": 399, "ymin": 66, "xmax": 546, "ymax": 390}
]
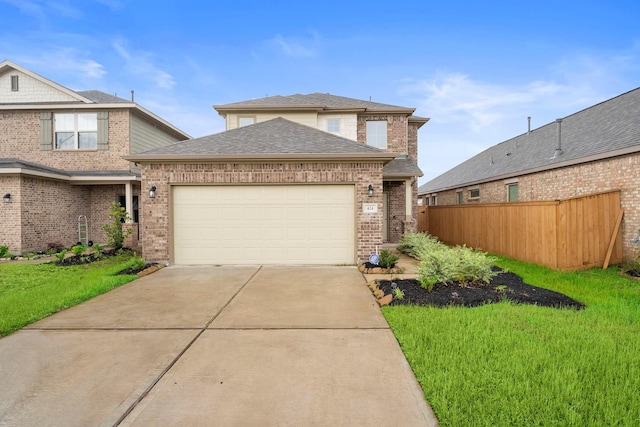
[
  {"xmin": 418, "ymin": 87, "xmax": 640, "ymax": 259},
  {"xmin": 0, "ymin": 60, "xmax": 190, "ymax": 254},
  {"xmin": 127, "ymin": 93, "xmax": 429, "ymax": 265}
]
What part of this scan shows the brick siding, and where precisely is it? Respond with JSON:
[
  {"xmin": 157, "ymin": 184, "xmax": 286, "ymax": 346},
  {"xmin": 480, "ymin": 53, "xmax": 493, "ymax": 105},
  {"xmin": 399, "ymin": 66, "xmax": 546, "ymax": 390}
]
[
  {"xmin": 0, "ymin": 109, "xmax": 132, "ymax": 171},
  {"xmin": 140, "ymin": 161, "xmax": 384, "ymax": 264}
]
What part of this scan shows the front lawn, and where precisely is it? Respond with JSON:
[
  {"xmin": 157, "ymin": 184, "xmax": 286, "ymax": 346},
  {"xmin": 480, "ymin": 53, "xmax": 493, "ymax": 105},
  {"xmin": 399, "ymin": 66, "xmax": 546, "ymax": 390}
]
[
  {"xmin": 384, "ymin": 256, "xmax": 640, "ymax": 426},
  {"xmin": 0, "ymin": 253, "xmax": 141, "ymax": 337}
]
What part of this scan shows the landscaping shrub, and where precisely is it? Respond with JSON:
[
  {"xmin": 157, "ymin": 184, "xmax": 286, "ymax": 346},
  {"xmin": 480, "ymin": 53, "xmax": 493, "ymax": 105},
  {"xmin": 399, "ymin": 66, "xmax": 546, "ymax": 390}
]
[
  {"xmin": 378, "ymin": 249, "xmax": 400, "ymax": 268},
  {"xmin": 0, "ymin": 245, "xmax": 9, "ymax": 258},
  {"xmin": 102, "ymin": 202, "xmax": 132, "ymax": 248},
  {"xmin": 399, "ymin": 233, "xmax": 497, "ymax": 289}
]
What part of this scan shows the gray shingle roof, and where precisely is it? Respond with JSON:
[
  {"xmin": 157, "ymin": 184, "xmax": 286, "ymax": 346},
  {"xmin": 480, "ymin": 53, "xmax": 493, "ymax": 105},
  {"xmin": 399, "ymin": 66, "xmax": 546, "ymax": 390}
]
[
  {"xmin": 383, "ymin": 155, "xmax": 423, "ymax": 177},
  {"xmin": 420, "ymin": 87, "xmax": 640, "ymax": 194},
  {"xmin": 128, "ymin": 117, "xmax": 394, "ymax": 160},
  {"xmin": 0, "ymin": 158, "xmax": 135, "ymax": 177},
  {"xmin": 214, "ymin": 92, "xmax": 414, "ymax": 112},
  {"xmin": 76, "ymin": 90, "xmax": 131, "ymax": 104}
]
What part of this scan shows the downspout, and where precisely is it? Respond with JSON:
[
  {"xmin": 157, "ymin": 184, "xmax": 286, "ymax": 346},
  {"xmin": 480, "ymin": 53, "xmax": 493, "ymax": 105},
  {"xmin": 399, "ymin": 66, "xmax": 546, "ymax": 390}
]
[{"xmin": 553, "ymin": 119, "xmax": 563, "ymax": 158}]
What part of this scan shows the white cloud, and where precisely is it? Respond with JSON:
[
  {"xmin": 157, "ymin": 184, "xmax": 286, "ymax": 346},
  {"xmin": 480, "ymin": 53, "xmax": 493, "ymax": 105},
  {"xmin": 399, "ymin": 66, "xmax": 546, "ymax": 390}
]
[
  {"xmin": 0, "ymin": 0, "xmax": 82, "ymax": 20},
  {"xmin": 260, "ymin": 32, "xmax": 320, "ymax": 59},
  {"xmin": 18, "ymin": 49, "xmax": 106, "ymax": 80},
  {"xmin": 112, "ymin": 39, "xmax": 176, "ymax": 90}
]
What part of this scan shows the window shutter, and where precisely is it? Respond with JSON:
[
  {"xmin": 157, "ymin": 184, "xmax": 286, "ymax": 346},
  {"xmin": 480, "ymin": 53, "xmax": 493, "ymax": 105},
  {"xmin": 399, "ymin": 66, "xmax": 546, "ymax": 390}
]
[
  {"xmin": 39, "ymin": 112, "xmax": 52, "ymax": 151},
  {"xmin": 97, "ymin": 111, "xmax": 109, "ymax": 150}
]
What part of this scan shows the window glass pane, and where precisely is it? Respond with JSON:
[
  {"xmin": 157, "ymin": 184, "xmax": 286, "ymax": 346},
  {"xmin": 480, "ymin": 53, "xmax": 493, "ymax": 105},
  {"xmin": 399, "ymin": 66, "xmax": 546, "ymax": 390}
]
[
  {"xmin": 508, "ymin": 184, "xmax": 519, "ymax": 201},
  {"xmin": 327, "ymin": 119, "xmax": 340, "ymax": 132},
  {"xmin": 56, "ymin": 132, "xmax": 75, "ymax": 149},
  {"xmin": 77, "ymin": 113, "xmax": 97, "ymax": 131},
  {"xmin": 238, "ymin": 117, "xmax": 254, "ymax": 127},
  {"xmin": 366, "ymin": 121, "xmax": 387, "ymax": 148},
  {"xmin": 79, "ymin": 132, "xmax": 97, "ymax": 149},
  {"xmin": 457, "ymin": 192, "xmax": 463, "ymax": 204},
  {"xmin": 54, "ymin": 114, "xmax": 74, "ymax": 131}
]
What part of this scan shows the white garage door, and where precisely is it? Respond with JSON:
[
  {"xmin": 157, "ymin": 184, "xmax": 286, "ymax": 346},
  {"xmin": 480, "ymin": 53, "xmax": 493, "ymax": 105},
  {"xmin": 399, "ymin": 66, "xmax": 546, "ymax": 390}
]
[{"xmin": 172, "ymin": 185, "xmax": 355, "ymax": 264}]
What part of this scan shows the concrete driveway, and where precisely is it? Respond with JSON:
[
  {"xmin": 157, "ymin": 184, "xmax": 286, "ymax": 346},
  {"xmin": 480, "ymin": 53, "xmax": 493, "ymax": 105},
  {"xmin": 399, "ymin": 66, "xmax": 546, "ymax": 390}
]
[{"xmin": 0, "ymin": 265, "xmax": 438, "ymax": 426}]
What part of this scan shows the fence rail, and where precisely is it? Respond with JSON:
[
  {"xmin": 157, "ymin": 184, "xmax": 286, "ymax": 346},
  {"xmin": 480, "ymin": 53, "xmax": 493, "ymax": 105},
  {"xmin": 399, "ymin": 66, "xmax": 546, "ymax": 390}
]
[{"xmin": 418, "ymin": 190, "xmax": 623, "ymax": 270}]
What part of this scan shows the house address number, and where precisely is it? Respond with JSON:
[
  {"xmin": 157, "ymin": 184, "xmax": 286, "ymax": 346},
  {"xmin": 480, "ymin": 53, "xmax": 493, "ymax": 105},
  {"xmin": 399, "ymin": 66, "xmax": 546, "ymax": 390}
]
[{"xmin": 362, "ymin": 203, "xmax": 378, "ymax": 213}]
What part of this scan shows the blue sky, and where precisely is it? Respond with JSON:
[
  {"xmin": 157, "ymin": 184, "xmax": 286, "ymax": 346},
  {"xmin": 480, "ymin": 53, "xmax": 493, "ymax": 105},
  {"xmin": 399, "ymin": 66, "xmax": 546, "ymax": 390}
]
[{"xmin": 1, "ymin": 0, "xmax": 639, "ymax": 184}]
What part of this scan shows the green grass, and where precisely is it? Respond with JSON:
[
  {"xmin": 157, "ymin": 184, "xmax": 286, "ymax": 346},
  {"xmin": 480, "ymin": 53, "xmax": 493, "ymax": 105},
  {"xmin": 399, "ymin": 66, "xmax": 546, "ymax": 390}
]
[
  {"xmin": 383, "ymin": 256, "xmax": 640, "ymax": 426},
  {"xmin": 0, "ymin": 254, "xmax": 141, "ymax": 337}
]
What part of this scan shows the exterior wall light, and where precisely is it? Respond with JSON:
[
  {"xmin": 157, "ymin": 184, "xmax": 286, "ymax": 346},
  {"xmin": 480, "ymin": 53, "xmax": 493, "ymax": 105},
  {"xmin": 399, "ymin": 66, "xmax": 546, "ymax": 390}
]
[
  {"xmin": 368, "ymin": 184, "xmax": 374, "ymax": 198},
  {"xmin": 149, "ymin": 186, "xmax": 157, "ymax": 199},
  {"xmin": 3, "ymin": 193, "xmax": 10, "ymax": 203}
]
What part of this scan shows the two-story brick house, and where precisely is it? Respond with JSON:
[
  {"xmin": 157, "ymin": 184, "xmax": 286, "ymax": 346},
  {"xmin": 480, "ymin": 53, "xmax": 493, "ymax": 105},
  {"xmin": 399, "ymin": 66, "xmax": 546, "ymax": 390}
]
[
  {"xmin": 0, "ymin": 60, "xmax": 190, "ymax": 254},
  {"xmin": 127, "ymin": 93, "xmax": 428, "ymax": 265}
]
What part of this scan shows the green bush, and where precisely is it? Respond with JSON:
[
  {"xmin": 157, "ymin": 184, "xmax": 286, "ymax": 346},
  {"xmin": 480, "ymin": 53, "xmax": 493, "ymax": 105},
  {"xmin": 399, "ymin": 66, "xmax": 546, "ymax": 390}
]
[
  {"xmin": 400, "ymin": 233, "xmax": 497, "ymax": 289},
  {"xmin": 101, "ymin": 202, "xmax": 132, "ymax": 248},
  {"xmin": 378, "ymin": 249, "xmax": 400, "ymax": 268},
  {"xmin": 71, "ymin": 245, "xmax": 86, "ymax": 256},
  {"xmin": 0, "ymin": 245, "xmax": 9, "ymax": 258}
]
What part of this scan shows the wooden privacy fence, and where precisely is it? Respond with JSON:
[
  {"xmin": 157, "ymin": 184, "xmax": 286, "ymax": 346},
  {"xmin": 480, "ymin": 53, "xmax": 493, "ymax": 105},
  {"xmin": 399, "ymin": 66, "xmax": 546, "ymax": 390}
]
[{"xmin": 418, "ymin": 190, "xmax": 623, "ymax": 270}]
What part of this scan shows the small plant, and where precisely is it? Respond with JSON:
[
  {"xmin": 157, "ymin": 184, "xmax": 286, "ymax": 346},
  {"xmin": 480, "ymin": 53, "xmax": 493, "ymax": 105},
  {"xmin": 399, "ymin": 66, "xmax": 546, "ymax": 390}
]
[
  {"xmin": 378, "ymin": 249, "xmax": 400, "ymax": 269},
  {"xmin": 45, "ymin": 248, "xmax": 58, "ymax": 255},
  {"xmin": 55, "ymin": 249, "xmax": 68, "ymax": 263},
  {"xmin": 0, "ymin": 245, "xmax": 9, "ymax": 258},
  {"xmin": 102, "ymin": 202, "xmax": 132, "ymax": 249},
  {"xmin": 130, "ymin": 255, "xmax": 146, "ymax": 270},
  {"xmin": 71, "ymin": 245, "xmax": 87, "ymax": 256},
  {"xmin": 392, "ymin": 287, "xmax": 405, "ymax": 300},
  {"xmin": 80, "ymin": 256, "xmax": 91, "ymax": 263},
  {"xmin": 24, "ymin": 252, "xmax": 36, "ymax": 260}
]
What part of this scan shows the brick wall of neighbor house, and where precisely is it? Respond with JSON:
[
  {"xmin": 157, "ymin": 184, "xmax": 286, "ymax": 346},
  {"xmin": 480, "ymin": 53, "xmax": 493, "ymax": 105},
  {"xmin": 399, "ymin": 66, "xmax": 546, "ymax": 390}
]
[
  {"xmin": 140, "ymin": 162, "xmax": 384, "ymax": 263},
  {"xmin": 431, "ymin": 153, "xmax": 640, "ymax": 260},
  {"xmin": 20, "ymin": 177, "xmax": 90, "ymax": 252},
  {"xmin": 408, "ymin": 122, "xmax": 419, "ymax": 160},
  {"xmin": 0, "ymin": 109, "xmax": 132, "ymax": 171},
  {"xmin": 0, "ymin": 175, "xmax": 21, "ymax": 254},
  {"xmin": 357, "ymin": 114, "xmax": 409, "ymax": 154}
]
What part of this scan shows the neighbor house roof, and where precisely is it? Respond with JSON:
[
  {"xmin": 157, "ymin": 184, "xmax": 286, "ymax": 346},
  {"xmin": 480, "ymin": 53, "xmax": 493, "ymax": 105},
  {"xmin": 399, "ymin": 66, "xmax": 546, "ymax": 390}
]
[
  {"xmin": 214, "ymin": 93, "xmax": 416, "ymax": 115},
  {"xmin": 125, "ymin": 117, "xmax": 396, "ymax": 162},
  {"xmin": 419, "ymin": 87, "xmax": 640, "ymax": 194},
  {"xmin": 0, "ymin": 158, "xmax": 139, "ymax": 183},
  {"xmin": 0, "ymin": 60, "xmax": 190, "ymax": 140}
]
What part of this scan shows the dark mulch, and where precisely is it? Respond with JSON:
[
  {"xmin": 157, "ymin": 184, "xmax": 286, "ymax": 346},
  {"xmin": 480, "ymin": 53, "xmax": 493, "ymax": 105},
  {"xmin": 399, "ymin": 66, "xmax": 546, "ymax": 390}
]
[
  {"xmin": 378, "ymin": 267, "xmax": 585, "ymax": 309},
  {"xmin": 116, "ymin": 263, "xmax": 159, "ymax": 275},
  {"xmin": 56, "ymin": 248, "xmax": 124, "ymax": 266}
]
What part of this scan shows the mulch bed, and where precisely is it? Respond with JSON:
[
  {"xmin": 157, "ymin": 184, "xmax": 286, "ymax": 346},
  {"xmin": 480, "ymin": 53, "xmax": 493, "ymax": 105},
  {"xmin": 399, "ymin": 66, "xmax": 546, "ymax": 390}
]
[{"xmin": 377, "ymin": 267, "xmax": 585, "ymax": 309}]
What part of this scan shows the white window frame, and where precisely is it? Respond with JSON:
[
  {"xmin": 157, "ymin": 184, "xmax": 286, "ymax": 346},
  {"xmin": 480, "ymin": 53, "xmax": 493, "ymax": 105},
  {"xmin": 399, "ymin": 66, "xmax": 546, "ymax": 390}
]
[
  {"xmin": 327, "ymin": 118, "xmax": 340, "ymax": 132},
  {"xmin": 54, "ymin": 113, "xmax": 98, "ymax": 150},
  {"xmin": 11, "ymin": 75, "xmax": 19, "ymax": 91},
  {"xmin": 456, "ymin": 190, "xmax": 464, "ymax": 205},
  {"xmin": 507, "ymin": 183, "xmax": 519, "ymax": 202},
  {"xmin": 366, "ymin": 120, "xmax": 387, "ymax": 149}
]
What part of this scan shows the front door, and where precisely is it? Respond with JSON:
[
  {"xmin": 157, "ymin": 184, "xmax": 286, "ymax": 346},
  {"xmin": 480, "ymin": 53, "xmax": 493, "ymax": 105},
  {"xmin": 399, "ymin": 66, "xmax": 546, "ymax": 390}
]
[{"xmin": 382, "ymin": 191, "xmax": 389, "ymax": 242}]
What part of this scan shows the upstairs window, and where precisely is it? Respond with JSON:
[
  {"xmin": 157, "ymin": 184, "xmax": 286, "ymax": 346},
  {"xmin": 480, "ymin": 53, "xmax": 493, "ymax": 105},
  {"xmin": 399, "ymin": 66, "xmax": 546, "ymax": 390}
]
[
  {"xmin": 11, "ymin": 75, "xmax": 19, "ymax": 91},
  {"xmin": 469, "ymin": 188, "xmax": 480, "ymax": 199},
  {"xmin": 238, "ymin": 116, "xmax": 255, "ymax": 127},
  {"xmin": 366, "ymin": 121, "xmax": 387, "ymax": 149},
  {"xmin": 327, "ymin": 118, "xmax": 340, "ymax": 132},
  {"xmin": 54, "ymin": 113, "xmax": 98, "ymax": 149},
  {"xmin": 457, "ymin": 191, "xmax": 464, "ymax": 204}
]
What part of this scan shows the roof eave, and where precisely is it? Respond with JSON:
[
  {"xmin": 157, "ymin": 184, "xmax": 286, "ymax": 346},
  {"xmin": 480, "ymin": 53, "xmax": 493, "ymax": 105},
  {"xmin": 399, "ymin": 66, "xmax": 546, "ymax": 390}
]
[
  {"xmin": 213, "ymin": 104, "xmax": 415, "ymax": 115},
  {"xmin": 420, "ymin": 144, "xmax": 640, "ymax": 194},
  {"xmin": 125, "ymin": 152, "xmax": 396, "ymax": 163}
]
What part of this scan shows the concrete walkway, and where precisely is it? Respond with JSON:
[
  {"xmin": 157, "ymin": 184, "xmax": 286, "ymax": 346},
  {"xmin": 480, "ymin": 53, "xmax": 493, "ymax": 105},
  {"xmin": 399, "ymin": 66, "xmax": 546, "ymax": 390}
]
[{"xmin": 0, "ymin": 265, "xmax": 438, "ymax": 426}]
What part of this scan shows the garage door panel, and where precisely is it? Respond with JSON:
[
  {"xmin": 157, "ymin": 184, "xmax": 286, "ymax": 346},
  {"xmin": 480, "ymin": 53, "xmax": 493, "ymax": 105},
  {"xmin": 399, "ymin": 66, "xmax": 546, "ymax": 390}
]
[{"xmin": 173, "ymin": 185, "xmax": 355, "ymax": 264}]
